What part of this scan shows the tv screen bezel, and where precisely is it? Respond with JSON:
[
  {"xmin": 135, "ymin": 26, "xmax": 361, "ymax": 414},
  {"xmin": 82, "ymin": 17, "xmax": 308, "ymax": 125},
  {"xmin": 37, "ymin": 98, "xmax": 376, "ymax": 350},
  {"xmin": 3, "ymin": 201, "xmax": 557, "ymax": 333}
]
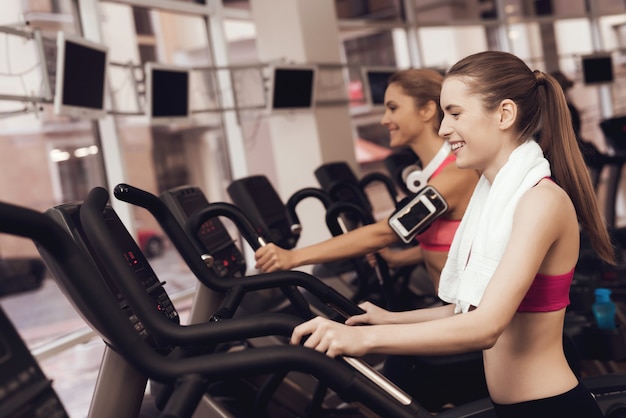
[
  {"xmin": 581, "ymin": 53, "xmax": 614, "ymax": 86},
  {"xmin": 53, "ymin": 31, "xmax": 109, "ymax": 119},
  {"xmin": 268, "ymin": 65, "xmax": 317, "ymax": 112},
  {"xmin": 362, "ymin": 66, "xmax": 396, "ymax": 108},
  {"xmin": 145, "ymin": 62, "xmax": 191, "ymax": 125}
]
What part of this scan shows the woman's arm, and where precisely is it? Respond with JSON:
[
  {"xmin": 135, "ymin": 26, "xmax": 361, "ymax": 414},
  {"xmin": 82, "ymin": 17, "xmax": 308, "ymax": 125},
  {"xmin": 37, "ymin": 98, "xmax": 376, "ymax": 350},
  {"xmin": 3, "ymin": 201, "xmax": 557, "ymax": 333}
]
[
  {"xmin": 292, "ymin": 185, "xmax": 573, "ymax": 358},
  {"xmin": 345, "ymin": 301, "xmax": 455, "ymax": 326},
  {"xmin": 255, "ymin": 219, "xmax": 399, "ymax": 272},
  {"xmin": 376, "ymin": 245, "xmax": 424, "ymax": 268}
]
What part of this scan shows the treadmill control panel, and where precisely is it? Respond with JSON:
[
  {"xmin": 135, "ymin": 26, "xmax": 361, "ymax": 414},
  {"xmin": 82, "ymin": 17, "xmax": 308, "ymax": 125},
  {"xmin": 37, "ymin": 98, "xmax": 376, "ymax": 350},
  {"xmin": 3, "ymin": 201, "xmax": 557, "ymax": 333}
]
[
  {"xmin": 226, "ymin": 176, "xmax": 297, "ymax": 250},
  {"xmin": 161, "ymin": 186, "xmax": 246, "ymax": 278},
  {"xmin": 43, "ymin": 203, "xmax": 178, "ymax": 350}
]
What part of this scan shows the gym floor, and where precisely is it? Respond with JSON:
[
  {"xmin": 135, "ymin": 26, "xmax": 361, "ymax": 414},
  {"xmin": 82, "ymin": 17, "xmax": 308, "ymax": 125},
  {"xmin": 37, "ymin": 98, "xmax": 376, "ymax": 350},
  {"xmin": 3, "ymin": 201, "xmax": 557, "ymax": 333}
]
[{"xmin": 0, "ymin": 248, "xmax": 198, "ymax": 418}]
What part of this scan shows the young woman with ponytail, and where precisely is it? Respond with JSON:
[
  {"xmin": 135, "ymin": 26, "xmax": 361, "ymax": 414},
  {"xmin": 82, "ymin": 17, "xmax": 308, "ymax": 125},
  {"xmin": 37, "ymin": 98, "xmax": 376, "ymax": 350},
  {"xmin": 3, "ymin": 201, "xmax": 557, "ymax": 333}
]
[{"xmin": 289, "ymin": 51, "xmax": 614, "ymax": 417}]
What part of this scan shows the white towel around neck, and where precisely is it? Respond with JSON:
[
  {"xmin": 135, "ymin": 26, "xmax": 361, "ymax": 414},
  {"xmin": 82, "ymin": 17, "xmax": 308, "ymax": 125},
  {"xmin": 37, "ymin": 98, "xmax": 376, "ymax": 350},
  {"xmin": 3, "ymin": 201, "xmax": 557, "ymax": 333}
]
[{"xmin": 438, "ymin": 140, "xmax": 551, "ymax": 313}]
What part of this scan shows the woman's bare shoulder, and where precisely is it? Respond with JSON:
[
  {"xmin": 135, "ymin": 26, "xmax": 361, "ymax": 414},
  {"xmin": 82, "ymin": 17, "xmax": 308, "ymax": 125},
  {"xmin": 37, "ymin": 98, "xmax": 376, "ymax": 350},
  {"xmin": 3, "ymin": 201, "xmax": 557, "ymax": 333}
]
[{"xmin": 516, "ymin": 179, "xmax": 576, "ymax": 228}]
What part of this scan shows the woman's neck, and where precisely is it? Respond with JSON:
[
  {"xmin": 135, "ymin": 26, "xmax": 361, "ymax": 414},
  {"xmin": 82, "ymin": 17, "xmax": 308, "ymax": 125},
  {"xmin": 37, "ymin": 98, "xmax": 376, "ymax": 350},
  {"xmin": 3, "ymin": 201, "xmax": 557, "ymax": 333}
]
[
  {"xmin": 411, "ymin": 135, "xmax": 448, "ymax": 167},
  {"xmin": 482, "ymin": 138, "xmax": 525, "ymax": 183}
]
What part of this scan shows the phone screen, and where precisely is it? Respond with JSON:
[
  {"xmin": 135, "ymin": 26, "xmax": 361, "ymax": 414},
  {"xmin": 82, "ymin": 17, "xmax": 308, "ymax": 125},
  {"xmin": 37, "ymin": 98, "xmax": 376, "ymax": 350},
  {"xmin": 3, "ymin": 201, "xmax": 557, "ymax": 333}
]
[
  {"xmin": 397, "ymin": 200, "xmax": 431, "ymax": 231},
  {"xmin": 388, "ymin": 186, "xmax": 448, "ymax": 244}
]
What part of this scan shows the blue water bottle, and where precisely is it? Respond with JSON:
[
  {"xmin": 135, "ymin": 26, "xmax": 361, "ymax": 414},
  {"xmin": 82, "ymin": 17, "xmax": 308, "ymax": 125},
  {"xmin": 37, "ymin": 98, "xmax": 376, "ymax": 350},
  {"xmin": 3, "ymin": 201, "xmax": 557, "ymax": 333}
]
[{"xmin": 592, "ymin": 288, "xmax": 616, "ymax": 330}]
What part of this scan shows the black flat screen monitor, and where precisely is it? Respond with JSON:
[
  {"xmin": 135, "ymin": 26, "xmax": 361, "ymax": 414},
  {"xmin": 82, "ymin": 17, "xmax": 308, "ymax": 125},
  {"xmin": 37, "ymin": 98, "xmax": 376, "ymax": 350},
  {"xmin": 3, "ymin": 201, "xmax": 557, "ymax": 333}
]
[
  {"xmin": 269, "ymin": 65, "xmax": 316, "ymax": 111},
  {"xmin": 363, "ymin": 67, "xmax": 396, "ymax": 107},
  {"xmin": 53, "ymin": 32, "xmax": 108, "ymax": 119},
  {"xmin": 145, "ymin": 62, "xmax": 191, "ymax": 124},
  {"xmin": 581, "ymin": 54, "xmax": 614, "ymax": 85}
]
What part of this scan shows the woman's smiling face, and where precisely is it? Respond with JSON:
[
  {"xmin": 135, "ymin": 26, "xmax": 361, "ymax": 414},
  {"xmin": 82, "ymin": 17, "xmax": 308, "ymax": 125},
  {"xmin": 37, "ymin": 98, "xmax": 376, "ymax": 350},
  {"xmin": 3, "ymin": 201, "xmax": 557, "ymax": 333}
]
[
  {"xmin": 380, "ymin": 82, "xmax": 429, "ymax": 148},
  {"xmin": 439, "ymin": 76, "xmax": 504, "ymax": 174}
]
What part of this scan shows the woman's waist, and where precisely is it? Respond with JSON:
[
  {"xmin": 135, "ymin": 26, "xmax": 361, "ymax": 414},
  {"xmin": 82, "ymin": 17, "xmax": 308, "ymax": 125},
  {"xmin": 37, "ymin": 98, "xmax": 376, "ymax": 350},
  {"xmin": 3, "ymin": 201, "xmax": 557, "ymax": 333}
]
[
  {"xmin": 486, "ymin": 364, "xmax": 578, "ymax": 405},
  {"xmin": 484, "ymin": 332, "xmax": 575, "ymax": 403}
]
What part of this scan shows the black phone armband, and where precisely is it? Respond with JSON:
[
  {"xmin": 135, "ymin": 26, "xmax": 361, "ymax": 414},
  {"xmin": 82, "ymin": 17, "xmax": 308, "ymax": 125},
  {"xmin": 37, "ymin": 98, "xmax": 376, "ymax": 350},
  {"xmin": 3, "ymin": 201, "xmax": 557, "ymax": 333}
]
[{"xmin": 388, "ymin": 186, "xmax": 448, "ymax": 244}]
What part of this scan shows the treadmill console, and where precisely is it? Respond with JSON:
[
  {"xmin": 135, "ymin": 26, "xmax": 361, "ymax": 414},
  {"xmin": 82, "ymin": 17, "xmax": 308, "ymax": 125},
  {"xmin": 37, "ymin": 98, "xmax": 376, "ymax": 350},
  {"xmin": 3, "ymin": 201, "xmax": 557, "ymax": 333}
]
[
  {"xmin": 227, "ymin": 175, "xmax": 297, "ymax": 249},
  {"xmin": 42, "ymin": 203, "xmax": 178, "ymax": 350},
  {"xmin": 314, "ymin": 162, "xmax": 363, "ymax": 205},
  {"xmin": 314, "ymin": 162, "xmax": 372, "ymax": 230},
  {"xmin": 160, "ymin": 186, "xmax": 246, "ymax": 278}
]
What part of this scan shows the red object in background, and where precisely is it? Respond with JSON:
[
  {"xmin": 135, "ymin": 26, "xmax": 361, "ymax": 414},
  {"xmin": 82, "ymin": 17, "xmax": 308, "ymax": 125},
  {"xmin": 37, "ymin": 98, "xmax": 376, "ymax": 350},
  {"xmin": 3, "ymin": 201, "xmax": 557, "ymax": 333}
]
[
  {"xmin": 355, "ymin": 138, "xmax": 393, "ymax": 164},
  {"xmin": 349, "ymin": 80, "xmax": 364, "ymax": 104},
  {"xmin": 136, "ymin": 230, "xmax": 165, "ymax": 258}
]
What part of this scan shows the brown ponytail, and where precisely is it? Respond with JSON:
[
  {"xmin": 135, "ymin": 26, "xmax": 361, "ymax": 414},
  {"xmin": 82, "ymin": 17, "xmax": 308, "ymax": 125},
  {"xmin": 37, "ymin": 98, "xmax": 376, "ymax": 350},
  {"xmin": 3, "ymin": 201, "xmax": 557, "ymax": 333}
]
[{"xmin": 537, "ymin": 72, "xmax": 615, "ymax": 264}]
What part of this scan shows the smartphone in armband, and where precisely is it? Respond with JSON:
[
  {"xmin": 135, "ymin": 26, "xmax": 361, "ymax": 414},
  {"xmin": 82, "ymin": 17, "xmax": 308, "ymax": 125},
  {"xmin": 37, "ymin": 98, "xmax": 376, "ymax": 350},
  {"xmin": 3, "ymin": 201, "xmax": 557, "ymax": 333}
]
[{"xmin": 388, "ymin": 186, "xmax": 448, "ymax": 244}]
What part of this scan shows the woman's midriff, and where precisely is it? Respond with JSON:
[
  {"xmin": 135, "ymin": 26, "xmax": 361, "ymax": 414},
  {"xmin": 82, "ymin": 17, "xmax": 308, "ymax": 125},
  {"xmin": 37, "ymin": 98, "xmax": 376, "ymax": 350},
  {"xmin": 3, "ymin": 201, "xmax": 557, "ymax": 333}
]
[{"xmin": 484, "ymin": 310, "xmax": 578, "ymax": 404}]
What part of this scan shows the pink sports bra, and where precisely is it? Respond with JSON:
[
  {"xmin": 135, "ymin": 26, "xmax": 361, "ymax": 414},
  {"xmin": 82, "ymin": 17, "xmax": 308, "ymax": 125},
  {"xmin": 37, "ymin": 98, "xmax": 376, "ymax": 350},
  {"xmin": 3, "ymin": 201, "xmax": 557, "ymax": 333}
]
[
  {"xmin": 517, "ymin": 268, "xmax": 574, "ymax": 312},
  {"xmin": 415, "ymin": 218, "xmax": 461, "ymax": 252},
  {"xmin": 414, "ymin": 154, "xmax": 460, "ymax": 252},
  {"xmin": 516, "ymin": 175, "xmax": 573, "ymax": 313}
]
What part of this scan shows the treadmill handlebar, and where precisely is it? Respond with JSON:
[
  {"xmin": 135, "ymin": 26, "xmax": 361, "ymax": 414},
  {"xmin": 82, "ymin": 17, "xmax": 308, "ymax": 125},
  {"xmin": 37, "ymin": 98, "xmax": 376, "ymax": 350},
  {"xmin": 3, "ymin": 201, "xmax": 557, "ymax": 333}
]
[
  {"xmin": 285, "ymin": 187, "xmax": 333, "ymax": 234},
  {"xmin": 82, "ymin": 186, "xmax": 305, "ymax": 346},
  {"xmin": 113, "ymin": 184, "xmax": 362, "ymax": 317},
  {"xmin": 359, "ymin": 172, "xmax": 399, "ymax": 204},
  {"xmin": 0, "ymin": 199, "xmax": 429, "ymax": 418},
  {"xmin": 325, "ymin": 200, "xmax": 375, "ymax": 236},
  {"xmin": 184, "ymin": 200, "xmax": 264, "ymax": 250}
]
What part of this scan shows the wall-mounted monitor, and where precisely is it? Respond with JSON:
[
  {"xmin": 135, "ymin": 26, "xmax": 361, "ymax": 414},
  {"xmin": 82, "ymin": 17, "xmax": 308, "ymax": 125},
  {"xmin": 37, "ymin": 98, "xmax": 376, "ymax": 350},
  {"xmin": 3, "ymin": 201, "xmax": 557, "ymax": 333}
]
[
  {"xmin": 581, "ymin": 53, "xmax": 614, "ymax": 85},
  {"xmin": 362, "ymin": 67, "xmax": 396, "ymax": 107},
  {"xmin": 268, "ymin": 65, "xmax": 316, "ymax": 111},
  {"xmin": 145, "ymin": 62, "xmax": 191, "ymax": 124},
  {"xmin": 53, "ymin": 32, "xmax": 109, "ymax": 119}
]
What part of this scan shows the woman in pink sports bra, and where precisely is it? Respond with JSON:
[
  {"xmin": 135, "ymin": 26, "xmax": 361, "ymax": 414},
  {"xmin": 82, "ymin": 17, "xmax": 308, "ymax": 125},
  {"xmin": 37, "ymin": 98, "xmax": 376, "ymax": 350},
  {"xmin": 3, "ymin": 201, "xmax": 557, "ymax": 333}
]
[
  {"xmin": 288, "ymin": 51, "xmax": 616, "ymax": 418},
  {"xmin": 254, "ymin": 68, "xmax": 483, "ymax": 412},
  {"xmin": 254, "ymin": 69, "xmax": 479, "ymax": 293}
]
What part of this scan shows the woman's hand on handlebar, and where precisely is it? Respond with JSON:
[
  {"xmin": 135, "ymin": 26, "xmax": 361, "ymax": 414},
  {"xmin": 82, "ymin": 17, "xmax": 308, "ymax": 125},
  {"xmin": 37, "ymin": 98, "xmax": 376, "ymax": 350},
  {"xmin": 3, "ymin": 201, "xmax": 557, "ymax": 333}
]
[
  {"xmin": 254, "ymin": 243, "xmax": 295, "ymax": 272},
  {"xmin": 345, "ymin": 301, "xmax": 391, "ymax": 326},
  {"xmin": 292, "ymin": 302, "xmax": 397, "ymax": 357},
  {"xmin": 291, "ymin": 316, "xmax": 369, "ymax": 358}
]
